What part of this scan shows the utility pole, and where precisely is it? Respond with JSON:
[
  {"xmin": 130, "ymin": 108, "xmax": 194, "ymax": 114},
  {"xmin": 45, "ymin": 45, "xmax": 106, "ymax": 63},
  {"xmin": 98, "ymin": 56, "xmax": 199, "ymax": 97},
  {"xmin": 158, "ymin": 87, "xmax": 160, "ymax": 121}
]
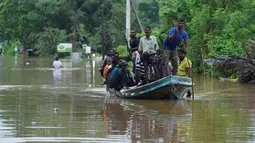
[{"xmin": 126, "ymin": 0, "xmax": 131, "ymax": 43}]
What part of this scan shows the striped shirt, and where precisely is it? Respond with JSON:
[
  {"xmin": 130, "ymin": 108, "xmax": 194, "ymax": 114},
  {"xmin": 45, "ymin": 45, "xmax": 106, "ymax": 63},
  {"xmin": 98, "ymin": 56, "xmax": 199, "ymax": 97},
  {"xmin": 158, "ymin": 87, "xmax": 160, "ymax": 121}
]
[{"xmin": 134, "ymin": 51, "xmax": 145, "ymax": 75}]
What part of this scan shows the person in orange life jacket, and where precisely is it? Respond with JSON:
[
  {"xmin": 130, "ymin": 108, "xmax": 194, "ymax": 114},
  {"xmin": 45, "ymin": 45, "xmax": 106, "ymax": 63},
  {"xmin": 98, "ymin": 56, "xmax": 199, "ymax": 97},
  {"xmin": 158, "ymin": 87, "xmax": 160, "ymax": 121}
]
[
  {"xmin": 103, "ymin": 57, "xmax": 113, "ymax": 82},
  {"xmin": 108, "ymin": 61, "xmax": 135, "ymax": 91},
  {"xmin": 98, "ymin": 49, "xmax": 116, "ymax": 77},
  {"xmin": 100, "ymin": 52, "xmax": 120, "ymax": 85}
]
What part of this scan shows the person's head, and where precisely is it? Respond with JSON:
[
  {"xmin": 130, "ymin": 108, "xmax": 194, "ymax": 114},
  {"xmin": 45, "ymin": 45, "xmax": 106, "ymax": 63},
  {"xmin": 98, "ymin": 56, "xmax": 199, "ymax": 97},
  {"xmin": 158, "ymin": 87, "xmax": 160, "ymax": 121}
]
[
  {"xmin": 55, "ymin": 57, "xmax": 59, "ymax": 61},
  {"xmin": 145, "ymin": 26, "xmax": 151, "ymax": 38},
  {"xmin": 113, "ymin": 53, "xmax": 119, "ymax": 60},
  {"xmin": 107, "ymin": 57, "xmax": 113, "ymax": 65},
  {"xmin": 108, "ymin": 49, "xmax": 115, "ymax": 57},
  {"xmin": 120, "ymin": 60, "xmax": 128, "ymax": 70},
  {"xmin": 177, "ymin": 19, "xmax": 185, "ymax": 31},
  {"xmin": 118, "ymin": 56, "xmax": 125, "ymax": 63},
  {"xmin": 130, "ymin": 29, "xmax": 137, "ymax": 38},
  {"xmin": 178, "ymin": 49, "xmax": 185, "ymax": 60}
]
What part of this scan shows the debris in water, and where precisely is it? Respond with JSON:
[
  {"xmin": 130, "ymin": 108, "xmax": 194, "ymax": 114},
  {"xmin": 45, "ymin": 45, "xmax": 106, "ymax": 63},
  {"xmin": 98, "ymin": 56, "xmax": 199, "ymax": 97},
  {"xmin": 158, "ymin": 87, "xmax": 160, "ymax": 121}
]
[
  {"xmin": 31, "ymin": 121, "xmax": 37, "ymax": 125},
  {"xmin": 53, "ymin": 108, "xmax": 59, "ymax": 112}
]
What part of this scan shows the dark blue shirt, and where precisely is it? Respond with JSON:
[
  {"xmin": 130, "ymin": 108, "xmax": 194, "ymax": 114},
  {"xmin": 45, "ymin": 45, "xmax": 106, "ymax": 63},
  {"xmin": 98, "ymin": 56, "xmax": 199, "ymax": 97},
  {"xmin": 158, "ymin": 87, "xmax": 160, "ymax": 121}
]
[
  {"xmin": 129, "ymin": 37, "xmax": 140, "ymax": 53},
  {"xmin": 163, "ymin": 27, "xmax": 188, "ymax": 50}
]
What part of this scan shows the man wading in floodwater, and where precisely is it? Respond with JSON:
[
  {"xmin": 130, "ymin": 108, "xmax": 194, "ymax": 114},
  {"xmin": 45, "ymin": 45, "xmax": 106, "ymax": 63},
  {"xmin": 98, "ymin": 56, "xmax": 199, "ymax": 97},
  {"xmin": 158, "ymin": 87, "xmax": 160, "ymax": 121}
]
[{"xmin": 163, "ymin": 19, "xmax": 189, "ymax": 76}]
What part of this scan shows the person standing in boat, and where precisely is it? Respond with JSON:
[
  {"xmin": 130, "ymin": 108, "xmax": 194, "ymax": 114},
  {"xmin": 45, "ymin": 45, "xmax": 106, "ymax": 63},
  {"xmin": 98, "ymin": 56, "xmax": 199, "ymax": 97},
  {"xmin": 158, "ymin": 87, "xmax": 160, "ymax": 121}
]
[
  {"xmin": 163, "ymin": 19, "xmax": 189, "ymax": 76},
  {"xmin": 138, "ymin": 26, "xmax": 160, "ymax": 84},
  {"xmin": 177, "ymin": 49, "xmax": 192, "ymax": 78},
  {"xmin": 132, "ymin": 51, "xmax": 145, "ymax": 85},
  {"xmin": 129, "ymin": 29, "xmax": 140, "ymax": 74}
]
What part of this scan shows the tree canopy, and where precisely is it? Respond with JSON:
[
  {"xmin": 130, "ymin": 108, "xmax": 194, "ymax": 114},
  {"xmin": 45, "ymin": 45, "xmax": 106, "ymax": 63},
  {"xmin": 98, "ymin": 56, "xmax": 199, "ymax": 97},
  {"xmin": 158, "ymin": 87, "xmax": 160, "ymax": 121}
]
[{"xmin": 0, "ymin": 0, "xmax": 254, "ymax": 73}]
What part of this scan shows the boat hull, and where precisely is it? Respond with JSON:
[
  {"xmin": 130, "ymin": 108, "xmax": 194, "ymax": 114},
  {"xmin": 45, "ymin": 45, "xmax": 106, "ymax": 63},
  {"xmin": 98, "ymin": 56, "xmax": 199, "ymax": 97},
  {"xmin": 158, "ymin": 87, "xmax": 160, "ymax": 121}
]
[{"xmin": 108, "ymin": 76, "xmax": 193, "ymax": 100}]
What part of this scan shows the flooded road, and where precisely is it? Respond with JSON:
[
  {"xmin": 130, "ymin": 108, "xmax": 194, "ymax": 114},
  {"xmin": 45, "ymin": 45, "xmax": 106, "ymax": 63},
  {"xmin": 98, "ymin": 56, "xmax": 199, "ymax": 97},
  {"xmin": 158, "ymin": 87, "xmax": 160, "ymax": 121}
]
[{"xmin": 0, "ymin": 56, "xmax": 255, "ymax": 143}]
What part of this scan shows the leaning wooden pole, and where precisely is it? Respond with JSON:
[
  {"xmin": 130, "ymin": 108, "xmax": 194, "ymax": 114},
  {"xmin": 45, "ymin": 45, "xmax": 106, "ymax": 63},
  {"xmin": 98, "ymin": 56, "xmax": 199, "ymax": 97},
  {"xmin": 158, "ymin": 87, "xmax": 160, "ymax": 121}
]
[
  {"xmin": 186, "ymin": 56, "xmax": 195, "ymax": 99},
  {"xmin": 130, "ymin": 0, "xmax": 144, "ymax": 33},
  {"xmin": 201, "ymin": 47, "xmax": 206, "ymax": 79},
  {"xmin": 210, "ymin": 25, "xmax": 213, "ymax": 78},
  {"xmin": 192, "ymin": 73, "xmax": 194, "ymax": 100},
  {"xmin": 176, "ymin": 29, "xmax": 194, "ymax": 99}
]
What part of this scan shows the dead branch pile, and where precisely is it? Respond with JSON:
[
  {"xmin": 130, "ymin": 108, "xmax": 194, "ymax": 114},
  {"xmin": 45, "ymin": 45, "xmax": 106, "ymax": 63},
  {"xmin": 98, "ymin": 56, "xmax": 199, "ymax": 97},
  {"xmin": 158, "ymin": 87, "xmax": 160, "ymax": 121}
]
[
  {"xmin": 239, "ymin": 39, "xmax": 255, "ymax": 84},
  {"xmin": 215, "ymin": 39, "xmax": 255, "ymax": 84}
]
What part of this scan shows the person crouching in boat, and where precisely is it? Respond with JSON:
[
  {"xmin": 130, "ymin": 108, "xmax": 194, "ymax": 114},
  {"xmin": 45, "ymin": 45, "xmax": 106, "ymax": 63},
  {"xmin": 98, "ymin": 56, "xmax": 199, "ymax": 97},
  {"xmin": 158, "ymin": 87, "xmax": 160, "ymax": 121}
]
[
  {"xmin": 107, "ymin": 61, "xmax": 134, "ymax": 91},
  {"xmin": 98, "ymin": 49, "xmax": 116, "ymax": 78},
  {"xmin": 99, "ymin": 52, "xmax": 119, "ymax": 85},
  {"xmin": 176, "ymin": 49, "xmax": 192, "ymax": 78}
]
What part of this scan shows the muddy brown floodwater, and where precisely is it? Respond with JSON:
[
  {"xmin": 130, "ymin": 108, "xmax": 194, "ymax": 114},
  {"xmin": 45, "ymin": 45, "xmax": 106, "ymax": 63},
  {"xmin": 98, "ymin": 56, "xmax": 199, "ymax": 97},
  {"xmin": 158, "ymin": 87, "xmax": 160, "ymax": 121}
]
[{"xmin": 0, "ymin": 56, "xmax": 254, "ymax": 143}]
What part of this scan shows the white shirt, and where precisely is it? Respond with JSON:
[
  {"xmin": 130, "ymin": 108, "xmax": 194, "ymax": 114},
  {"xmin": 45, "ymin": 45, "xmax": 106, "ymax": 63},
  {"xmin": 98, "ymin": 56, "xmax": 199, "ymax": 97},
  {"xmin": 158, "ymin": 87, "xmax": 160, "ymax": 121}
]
[
  {"xmin": 138, "ymin": 35, "xmax": 159, "ymax": 54},
  {"xmin": 53, "ymin": 60, "xmax": 62, "ymax": 68}
]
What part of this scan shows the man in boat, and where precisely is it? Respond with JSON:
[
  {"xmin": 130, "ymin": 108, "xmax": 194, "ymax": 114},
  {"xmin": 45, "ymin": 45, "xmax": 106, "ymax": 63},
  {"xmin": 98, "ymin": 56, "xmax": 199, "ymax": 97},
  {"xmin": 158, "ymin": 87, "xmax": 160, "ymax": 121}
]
[
  {"xmin": 102, "ymin": 57, "xmax": 113, "ymax": 84},
  {"xmin": 177, "ymin": 49, "xmax": 192, "ymax": 78},
  {"xmin": 138, "ymin": 26, "xmax": 160, "ymax": 84},
  {"xmin": 98, "ymin": 49, "xmax": 116, "ymax": 77},
  {"xmin": 163, "ymin": 19, "xmax": 189, "ymax": 76},
  {"xmin": 107, "ymin": 61, "xmax": 134, "ymax": 91},
  {"xmin": 129, "ymin": 29, "xmax": 140, "ymax": 74},
  {"xmin": 132, "ymin": 51, "xmax": 145, "ymax": 85}
]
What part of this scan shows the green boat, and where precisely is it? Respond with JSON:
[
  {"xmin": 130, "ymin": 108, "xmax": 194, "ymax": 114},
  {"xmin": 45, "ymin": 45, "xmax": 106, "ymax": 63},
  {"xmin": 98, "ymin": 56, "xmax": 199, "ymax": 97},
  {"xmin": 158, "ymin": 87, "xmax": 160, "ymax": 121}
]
[{"xmin": 108, "ymin": 75, "xmax": 193, "ymax": 100}]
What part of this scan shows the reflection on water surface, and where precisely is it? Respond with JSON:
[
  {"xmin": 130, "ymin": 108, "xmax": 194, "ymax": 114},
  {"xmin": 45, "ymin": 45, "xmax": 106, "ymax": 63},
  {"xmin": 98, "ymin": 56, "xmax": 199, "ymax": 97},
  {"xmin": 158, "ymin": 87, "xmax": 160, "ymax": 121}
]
[{"xmin": 0, "ymin": 56, "xmax": 254, "ymax": 142}]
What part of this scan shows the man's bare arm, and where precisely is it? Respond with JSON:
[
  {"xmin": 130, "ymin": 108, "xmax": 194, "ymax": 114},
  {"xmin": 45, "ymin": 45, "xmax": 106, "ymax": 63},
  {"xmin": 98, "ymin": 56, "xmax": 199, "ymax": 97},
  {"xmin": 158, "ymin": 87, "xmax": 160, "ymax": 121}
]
[{"xmin": 169, "ymin": 28, "xmax": 178, "ymax": 40}]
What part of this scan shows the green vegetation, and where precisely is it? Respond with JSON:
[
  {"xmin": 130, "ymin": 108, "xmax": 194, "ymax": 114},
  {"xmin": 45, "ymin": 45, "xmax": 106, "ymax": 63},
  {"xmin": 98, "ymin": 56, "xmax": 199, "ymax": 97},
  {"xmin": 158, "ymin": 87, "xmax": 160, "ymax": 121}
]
[
  {"xmin": 0, "ymin": 0, "xmax": 127, "ymax": 56},
  {"xmin": 0, "ymin": 0, "xmax": 254, "ymax": 76},
  {"xmin": 116, "ymin": 45, "xmax": 129, "ymax": 58},
  {"xmin": 1, "ymin": 40, "xmax": 20, "ymax": 56},
  {"xmin": 35, "ymin": 28, "xmax": 68, "ymax": 56},
  {"xmin": 156, "ymin": 0, "xmax": 254, "ymax": 73}
]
